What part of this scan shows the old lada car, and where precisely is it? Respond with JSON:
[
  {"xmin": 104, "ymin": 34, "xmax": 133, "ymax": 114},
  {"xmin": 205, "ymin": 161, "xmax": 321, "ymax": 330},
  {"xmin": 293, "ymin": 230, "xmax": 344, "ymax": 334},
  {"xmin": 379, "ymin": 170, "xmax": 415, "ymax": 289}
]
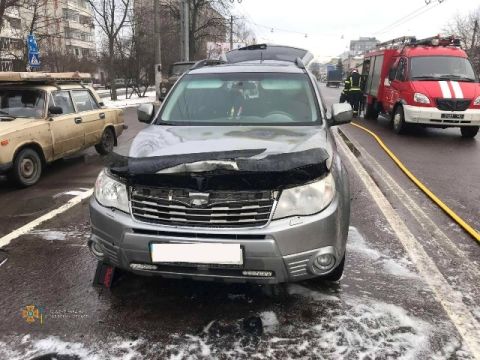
[{"xmin": 0, "ymin": 72, "xmax": 125, "ymax": 187}]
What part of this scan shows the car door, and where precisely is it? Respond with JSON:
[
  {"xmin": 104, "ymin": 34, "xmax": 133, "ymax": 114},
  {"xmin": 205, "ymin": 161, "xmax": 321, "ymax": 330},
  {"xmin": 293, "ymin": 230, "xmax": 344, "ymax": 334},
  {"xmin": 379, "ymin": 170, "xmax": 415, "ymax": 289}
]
[
  {"xmin": 70, "ymin": 89, "xmax": 105, "ymax": 147},
  {"xmin": 384, "ymin": 58, "xmax": 400, "ymax": 112},
  {"xmin": 390, "ymin": 58, "xmax": 408, "ymax": 108},
  {"xmin": 48, "ymin": 90, "xmax": 85, "ymax": 158}
]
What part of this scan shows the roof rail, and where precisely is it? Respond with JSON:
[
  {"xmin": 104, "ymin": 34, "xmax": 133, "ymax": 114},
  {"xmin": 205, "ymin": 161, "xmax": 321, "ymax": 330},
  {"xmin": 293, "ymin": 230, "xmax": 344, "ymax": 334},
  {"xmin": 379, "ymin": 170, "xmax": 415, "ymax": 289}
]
[{"xmin": 190, "ymin": 59, "xmax": 227, "ymax": 70}]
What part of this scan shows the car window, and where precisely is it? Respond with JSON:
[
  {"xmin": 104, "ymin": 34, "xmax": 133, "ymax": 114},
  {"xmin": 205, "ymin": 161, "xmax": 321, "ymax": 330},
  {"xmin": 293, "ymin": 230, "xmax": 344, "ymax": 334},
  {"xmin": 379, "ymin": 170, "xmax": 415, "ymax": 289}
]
[
  {"xmin": 0, "ymin": 89, "xmax": 45, "ymax": 118},
  {"xmin": 159, "ymin": 73, "xmax": 320, "ymax": 125},
  {"xmin": 396, "ymin": 59, "xmax": 407, "ymax": 82},
  {"xmin": 51, "ymin": 91, "xmax": 75, "ymax": 115},
  {"xmin": 71, "ymin": 90, "xmax": 99, "ymax": 112}
]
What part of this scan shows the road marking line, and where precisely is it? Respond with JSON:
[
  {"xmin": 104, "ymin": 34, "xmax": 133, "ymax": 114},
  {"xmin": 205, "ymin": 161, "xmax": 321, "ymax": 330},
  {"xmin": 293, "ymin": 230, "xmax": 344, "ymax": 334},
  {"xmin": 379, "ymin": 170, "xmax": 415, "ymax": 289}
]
[
  {"xmin": 0, "ymin": 189, "xmax": 93, "ymax": 249},
  {"xmin": 339, "ymin": 129, "xmax": 480, "ymax": 280},
  {"xmin": 335, "ymin": 130, "xmax": 480, "ymax": 358},
  {"xmin": 350, "ymin": 122, "xmax": 480, "ymax": 243}
]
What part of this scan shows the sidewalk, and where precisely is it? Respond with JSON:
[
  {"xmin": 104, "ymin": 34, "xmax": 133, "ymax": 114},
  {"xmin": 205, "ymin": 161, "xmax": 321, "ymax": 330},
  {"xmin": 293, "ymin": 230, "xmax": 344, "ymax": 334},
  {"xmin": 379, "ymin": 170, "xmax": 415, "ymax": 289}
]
[{"xmin": 103, "ymin": 91, "xmax": 156, "ymax": 109}]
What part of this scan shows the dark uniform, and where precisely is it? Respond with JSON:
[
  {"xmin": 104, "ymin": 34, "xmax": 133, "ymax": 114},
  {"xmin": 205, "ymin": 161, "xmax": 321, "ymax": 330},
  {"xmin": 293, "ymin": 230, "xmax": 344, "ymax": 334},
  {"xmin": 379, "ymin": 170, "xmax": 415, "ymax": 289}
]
[{"xmin": 344, "ymin": 70, "xmax": 362, "ymax": 116}]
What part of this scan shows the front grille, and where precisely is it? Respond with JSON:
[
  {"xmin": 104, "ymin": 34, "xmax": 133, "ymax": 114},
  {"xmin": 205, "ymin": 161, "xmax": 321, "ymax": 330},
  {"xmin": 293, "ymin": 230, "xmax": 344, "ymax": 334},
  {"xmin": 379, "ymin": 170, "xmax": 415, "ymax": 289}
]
[
  {"xmin": 436, "ymin": 98, "xmax": 471, "ymax": 111},
  {"xmin": 130, "ymin": 186, "xmax": 275, "ymax": 228}
]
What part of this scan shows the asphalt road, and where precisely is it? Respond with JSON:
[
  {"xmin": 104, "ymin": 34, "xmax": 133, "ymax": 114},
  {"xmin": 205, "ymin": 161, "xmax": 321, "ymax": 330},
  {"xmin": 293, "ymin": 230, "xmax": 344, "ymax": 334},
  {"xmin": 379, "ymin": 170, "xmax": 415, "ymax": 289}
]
[{"xmin": 0, "ymin": 91, "xmax": 479, "ymax": 359}]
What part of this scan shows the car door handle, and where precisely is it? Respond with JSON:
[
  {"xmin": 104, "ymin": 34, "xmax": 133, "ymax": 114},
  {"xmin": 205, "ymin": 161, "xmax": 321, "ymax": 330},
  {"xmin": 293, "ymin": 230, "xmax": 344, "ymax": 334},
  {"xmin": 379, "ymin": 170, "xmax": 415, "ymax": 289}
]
[
  {"xmin": 74, "ymin": 117, "xmax": 82, "ymax": 124},
  {"xmin": 99, "ymin": 113, "xmax": 106, "ymax": 119}
]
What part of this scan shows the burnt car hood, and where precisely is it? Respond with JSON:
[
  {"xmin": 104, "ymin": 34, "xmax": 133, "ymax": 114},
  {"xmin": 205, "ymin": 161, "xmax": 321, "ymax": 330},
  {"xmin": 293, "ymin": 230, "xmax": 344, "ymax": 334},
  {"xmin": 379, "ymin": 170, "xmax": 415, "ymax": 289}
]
[{"xmin": 109, "ymin": 125, "xmax": 331, "ymax": 190}]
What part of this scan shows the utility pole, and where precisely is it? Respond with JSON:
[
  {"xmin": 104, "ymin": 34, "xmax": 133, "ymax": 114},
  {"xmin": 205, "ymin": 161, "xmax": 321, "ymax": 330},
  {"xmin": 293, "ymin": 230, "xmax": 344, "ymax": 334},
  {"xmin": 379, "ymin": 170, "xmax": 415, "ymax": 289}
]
[
  {"xmin": 230, "ymin": 15, "xmax": 234, "ymax": 50},
  {"xmin": 181, "ymin": 0, "xmax": 189, "ymax": 61},
  {"xmin": 154, "ymin": 0, "xmax": 163, "ymax": 101}
]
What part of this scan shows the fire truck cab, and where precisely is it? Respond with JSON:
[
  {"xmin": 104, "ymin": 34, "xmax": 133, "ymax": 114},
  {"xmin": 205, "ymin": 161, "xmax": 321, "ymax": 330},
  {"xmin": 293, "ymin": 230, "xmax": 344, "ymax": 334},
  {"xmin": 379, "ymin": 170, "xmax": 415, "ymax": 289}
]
[{"xmin": 362, "ymin": 36, "xmax": 480, "ymax": 138}]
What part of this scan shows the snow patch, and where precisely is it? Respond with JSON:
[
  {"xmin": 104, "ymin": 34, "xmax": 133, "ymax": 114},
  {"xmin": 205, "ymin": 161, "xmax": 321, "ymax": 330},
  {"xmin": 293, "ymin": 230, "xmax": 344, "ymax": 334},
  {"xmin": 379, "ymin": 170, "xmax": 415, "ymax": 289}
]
[
  {"xmin": 348, "ymin": 227, "xmax": 420, "ymax": 280},
  {"xmin": 287, "ymin": 283, "xmax": 340, "ymax": 302},
  {"xmin": 29, "ymin": 229, "xmax": 87, "ymax": 241},
  {"xmin": 0, "ymin": 336, "xmax": 144, "ymax": 360},
  {"xmin": 260, "ymin": 311, "xmax": 279, "ymax": 333},
  {"xmin": 103, "ymin": 91, "xmax": 156, "ymax": 109}
]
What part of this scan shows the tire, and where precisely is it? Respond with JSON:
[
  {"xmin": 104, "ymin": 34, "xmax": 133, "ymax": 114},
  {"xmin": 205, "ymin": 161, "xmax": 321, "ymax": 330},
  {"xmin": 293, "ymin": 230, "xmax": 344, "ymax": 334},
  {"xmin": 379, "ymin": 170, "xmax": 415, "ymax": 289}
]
[
  {"xmin": 95, "ymin": 127, "xmax": 115, "ymax": 155},
  {"xmin": 365, "ymin": 102, "xmax": 379, "ymax": 120},
  {"xmin": 392, "ymin": 106, "xmax": 407, "ymax": 134},
  {"xmin": 8, "ymin": 148, "xmax": 43, "ymax": 187},
  {"xmin": 460, "ymin": 126, "xmax": 479, "ymax": 138},
  {"xmin": 321, "ymin": 253, "xmax": 345, "ymax": 282}
]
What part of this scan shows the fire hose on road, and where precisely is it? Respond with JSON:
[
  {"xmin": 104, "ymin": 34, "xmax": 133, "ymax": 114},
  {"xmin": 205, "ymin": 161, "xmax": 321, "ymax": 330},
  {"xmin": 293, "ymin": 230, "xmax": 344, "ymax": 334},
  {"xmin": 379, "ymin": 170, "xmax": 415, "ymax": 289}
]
[{"xmin": 350, "ymin": 122, "xmax": 480, "ymax": 244}]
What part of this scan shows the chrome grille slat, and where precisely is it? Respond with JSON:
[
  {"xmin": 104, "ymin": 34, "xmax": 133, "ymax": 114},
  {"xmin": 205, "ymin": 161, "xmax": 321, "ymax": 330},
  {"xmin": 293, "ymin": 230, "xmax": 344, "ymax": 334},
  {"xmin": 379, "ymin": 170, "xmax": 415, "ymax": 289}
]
[
  {"xmin": 131, "ymin": 186, "xmax": 275, "ymax": 228},
  {"xmin": 132, "ymin": 205, "xmax": 272, "ymax": 218}
]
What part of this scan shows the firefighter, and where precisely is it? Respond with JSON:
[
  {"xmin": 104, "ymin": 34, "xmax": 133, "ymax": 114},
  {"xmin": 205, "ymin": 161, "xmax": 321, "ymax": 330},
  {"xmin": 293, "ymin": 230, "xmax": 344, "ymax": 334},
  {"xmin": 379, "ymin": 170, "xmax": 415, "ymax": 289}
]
[
  {"xmin": 344, "ymin": 69, "xmax": 362, "ymax": 117},
  {"xmin": 339, "ymin": 86, "xmax": 348, "ymax": 103}
]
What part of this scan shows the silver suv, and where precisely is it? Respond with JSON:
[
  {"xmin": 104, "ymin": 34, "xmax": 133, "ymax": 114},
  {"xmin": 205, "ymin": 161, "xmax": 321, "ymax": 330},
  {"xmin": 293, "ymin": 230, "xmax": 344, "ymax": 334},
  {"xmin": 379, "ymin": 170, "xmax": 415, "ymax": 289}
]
[{"xmin": 89, "ymin": 45, "xmax": 352, "ymax": 284}]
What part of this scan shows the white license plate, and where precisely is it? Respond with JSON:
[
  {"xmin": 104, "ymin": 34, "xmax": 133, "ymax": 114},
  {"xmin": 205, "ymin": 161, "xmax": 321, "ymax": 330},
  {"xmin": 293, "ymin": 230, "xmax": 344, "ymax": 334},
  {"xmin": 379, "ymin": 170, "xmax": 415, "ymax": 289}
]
[{"xmin": 151, "ymin": 243, "xmax": 243, "ymax": 265}]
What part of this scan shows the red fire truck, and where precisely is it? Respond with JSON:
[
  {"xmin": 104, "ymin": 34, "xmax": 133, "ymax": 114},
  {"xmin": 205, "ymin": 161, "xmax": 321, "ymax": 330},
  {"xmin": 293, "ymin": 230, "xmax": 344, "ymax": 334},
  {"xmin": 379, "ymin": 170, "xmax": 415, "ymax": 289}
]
[{"xmin": 362, "ymin": 36, "xmax": 480, "ymax": 138}]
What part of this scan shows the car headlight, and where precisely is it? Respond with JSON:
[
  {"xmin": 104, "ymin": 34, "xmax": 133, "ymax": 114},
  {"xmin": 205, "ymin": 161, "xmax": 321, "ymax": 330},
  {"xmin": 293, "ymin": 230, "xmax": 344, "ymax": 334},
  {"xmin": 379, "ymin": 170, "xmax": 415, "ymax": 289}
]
[
  {"xmin": 414, "ymin": 93, "xmax": 430, "ymax": 104},
  {"xmin": 95, "ymin": 170, "xmax": 129, "ymax": 213},
  {"xmin": 273, "ymin": 173, "xmax": 336, "ymax": 220},
  {"xmin": 474, "ymin": 96, "xmax": 480, "ymax": 106}
]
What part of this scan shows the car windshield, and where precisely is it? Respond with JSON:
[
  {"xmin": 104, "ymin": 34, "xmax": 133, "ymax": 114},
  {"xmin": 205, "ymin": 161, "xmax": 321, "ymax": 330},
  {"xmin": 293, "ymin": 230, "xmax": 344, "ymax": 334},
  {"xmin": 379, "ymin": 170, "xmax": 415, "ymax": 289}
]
[
  {"xmin": 410, "ymin": 56, "xmax": 477, "ymax": 81},
  {"xmin": 171, "ymin": 64, "xmax": 193, "ymax": 76},
  {"xmin": 0, "ymin": 89, "xmax": 45, "ymax": 118},
  {"xmin": 158, "ymin": 73, "xmax": 320, "ymax": 125}
]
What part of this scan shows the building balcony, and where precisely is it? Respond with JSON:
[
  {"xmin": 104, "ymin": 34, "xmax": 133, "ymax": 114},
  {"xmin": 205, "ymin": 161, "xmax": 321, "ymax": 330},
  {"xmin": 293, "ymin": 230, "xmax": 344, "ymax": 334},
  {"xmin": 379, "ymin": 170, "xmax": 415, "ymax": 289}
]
[{"xmin": 65, "ymin": 38, "xmax": 96, "ymax": 49}]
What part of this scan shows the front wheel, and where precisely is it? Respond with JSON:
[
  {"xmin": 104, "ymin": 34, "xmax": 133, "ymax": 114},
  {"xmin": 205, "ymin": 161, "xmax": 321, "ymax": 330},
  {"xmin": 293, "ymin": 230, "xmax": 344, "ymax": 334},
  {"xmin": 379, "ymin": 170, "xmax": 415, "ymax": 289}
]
[
  {"xmin": 365, "ymin": 102, "xmax": 379, "ymax": 120},
  {"xmin": 460, "ymin": 126, "xmax": 479, "ymax": 138},
  {"xmin": 392, "ymin": 106, "xmax": 407, "ymax": 134},
  {"xmin": 8, "ymin": 148, "xmax": 43, "ymax": 187},
  {"xmin": 95, "ymin": 127, "xmax": 115, "ymax": 155}
]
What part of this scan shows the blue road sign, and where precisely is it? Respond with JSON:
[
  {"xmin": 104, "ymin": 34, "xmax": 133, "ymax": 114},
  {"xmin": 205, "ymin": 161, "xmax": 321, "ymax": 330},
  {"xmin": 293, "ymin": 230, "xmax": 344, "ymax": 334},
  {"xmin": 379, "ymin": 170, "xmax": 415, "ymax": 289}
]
[
  {"xmin": 28, "ymin": 53, "xmax": 41, "ymax": 68},
  {"xmin": 27, "ymin": 34, "xmax": 39, "ymax": 54}
]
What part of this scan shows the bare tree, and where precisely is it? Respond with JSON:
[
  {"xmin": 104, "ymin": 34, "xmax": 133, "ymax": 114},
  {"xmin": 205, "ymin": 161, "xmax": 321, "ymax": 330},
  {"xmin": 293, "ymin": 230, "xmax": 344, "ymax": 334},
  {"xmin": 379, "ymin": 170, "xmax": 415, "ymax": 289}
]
[
  {"xmin": 164, "ymin": 0, "xmax": 229, "ymax": 59},
  {"xmin": 0, "ymin": 0, "xmax": 24, "ymax": 30},
  {"xmin": 444, "ymin": 7, "xmax": 480, "ymax": 72},
  {"xmin": 87, "ymin": 0, "xmax": 131, "ymax": 100}
]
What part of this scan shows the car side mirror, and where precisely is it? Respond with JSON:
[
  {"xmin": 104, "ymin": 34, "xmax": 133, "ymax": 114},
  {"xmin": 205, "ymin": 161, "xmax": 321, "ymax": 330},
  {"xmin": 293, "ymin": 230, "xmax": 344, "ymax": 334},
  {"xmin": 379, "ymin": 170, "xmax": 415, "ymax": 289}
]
[
  {"xmin": 48, "ymin": 106, "xmax": 63, "ymax": 115},
  {"xmin": 330, "ymin": 103, "xmax": 353, "ymax": 126},
  {"xmin": 137, "ymin": 103, "xmax": 154, "ymax": 123},
  {"xmin": 98, "ymin": 101, "xmax": 105, "ymax": 107}
]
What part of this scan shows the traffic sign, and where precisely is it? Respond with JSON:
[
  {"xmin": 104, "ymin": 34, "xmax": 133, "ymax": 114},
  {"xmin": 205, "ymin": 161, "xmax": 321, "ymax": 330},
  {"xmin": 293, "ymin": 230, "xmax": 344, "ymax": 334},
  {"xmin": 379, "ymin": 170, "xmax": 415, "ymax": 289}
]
[
  {"xmin": 27, "ymin": 34, "xmax": 39, "ymax": 53},
  {"xmin": 28, "ymin": 53, "xmax": 41, "ymax": 68}
]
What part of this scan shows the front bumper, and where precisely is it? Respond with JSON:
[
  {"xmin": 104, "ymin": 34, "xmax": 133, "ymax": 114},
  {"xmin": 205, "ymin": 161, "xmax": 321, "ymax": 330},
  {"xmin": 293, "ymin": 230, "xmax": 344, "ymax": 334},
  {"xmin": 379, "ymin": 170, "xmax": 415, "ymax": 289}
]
[
  {"xmin": 89, "ymin": 193, "xmax": 348, "ymax": 284},
  {"xmin": 403, "ymin": 105, "xmax": 480, "ymax": 127}
]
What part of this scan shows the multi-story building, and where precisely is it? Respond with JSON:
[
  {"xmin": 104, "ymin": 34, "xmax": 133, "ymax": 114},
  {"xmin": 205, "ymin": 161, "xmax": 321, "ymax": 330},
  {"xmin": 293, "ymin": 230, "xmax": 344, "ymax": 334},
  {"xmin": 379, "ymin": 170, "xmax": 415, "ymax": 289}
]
[
  {"xmin": 0, "ymin": 0, "xmax": 96, "ymax": 71},
  {"xmin": 349, "ymin": 37, "xmax": 379, "ymax": 55}
]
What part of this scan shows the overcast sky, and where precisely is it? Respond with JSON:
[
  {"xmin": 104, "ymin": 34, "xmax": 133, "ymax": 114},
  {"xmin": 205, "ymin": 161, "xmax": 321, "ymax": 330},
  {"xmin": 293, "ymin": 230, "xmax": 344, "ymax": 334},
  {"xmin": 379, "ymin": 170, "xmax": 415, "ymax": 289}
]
[{"xmin": 232, "ymin": 0, "xmax": 478, "ymax": 62}]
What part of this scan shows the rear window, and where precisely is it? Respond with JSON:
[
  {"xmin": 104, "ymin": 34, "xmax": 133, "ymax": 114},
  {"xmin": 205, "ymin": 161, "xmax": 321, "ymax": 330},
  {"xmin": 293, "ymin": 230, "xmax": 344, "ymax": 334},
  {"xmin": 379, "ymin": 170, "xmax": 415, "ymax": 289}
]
[{"xmin": 158, "ymin": 73, "xmax": 320, "ymax": 126}]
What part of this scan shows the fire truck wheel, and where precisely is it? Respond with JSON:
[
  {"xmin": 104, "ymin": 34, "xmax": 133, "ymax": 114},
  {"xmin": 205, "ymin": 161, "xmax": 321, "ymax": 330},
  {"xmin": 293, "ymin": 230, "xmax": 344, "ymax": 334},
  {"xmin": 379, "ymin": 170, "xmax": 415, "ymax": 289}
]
[
  {"xmin": 460, "ymin": 126, "xmax": 479, "ymax": 138},
  {"xmin": 365, "ymin": 103, "xmax": 379, "ymax": 120},
  {"xmin": 392, "ymin": 106, "xmax": 407, "ymax": 134}
]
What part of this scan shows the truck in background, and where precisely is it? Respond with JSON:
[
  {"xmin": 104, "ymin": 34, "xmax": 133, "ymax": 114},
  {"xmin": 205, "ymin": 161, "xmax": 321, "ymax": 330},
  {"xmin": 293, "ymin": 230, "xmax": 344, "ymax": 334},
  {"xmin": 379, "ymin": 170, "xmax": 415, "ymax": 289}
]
[
  {"xmin": 362, "ymin": 35, "xmax": 480, "ymax": 138},
  {"xmin": 326, "ymin": 69, "xmax": 343, "ymax": 87}
]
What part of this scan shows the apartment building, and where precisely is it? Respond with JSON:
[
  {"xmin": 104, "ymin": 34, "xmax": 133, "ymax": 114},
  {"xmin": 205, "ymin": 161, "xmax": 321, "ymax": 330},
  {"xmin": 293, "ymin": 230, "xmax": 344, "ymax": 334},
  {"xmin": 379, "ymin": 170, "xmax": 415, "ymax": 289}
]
[{"xmin": 0, "ymin": 0, "xmax": 96, "ymax": 71}]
